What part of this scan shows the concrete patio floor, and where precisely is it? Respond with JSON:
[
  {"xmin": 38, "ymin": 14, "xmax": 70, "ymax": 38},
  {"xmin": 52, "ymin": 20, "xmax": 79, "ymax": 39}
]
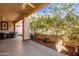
[{"xmin": 0, "ymin": 37, "xmax": 66, "ymax": 56}]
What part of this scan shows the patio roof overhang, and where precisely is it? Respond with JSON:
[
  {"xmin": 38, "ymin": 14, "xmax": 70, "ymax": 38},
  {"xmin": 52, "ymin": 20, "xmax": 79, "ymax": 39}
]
[{"xmin": 0, "ymin": 3, "xmax": 48, "ymax": 22}]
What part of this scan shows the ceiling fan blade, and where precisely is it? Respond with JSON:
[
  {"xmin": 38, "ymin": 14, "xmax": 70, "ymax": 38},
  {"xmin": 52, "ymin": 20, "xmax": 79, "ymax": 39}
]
[
  {"xmin": 22, "ymin": 3, "xmax": 27, "ymax": 9},
  {"xmin": 22, "ymin": 3, "xmax": 35, "ymax": 10},
  {"xmin": 28, "ymin": 3, "xmax": 35, "ymax": 8}
]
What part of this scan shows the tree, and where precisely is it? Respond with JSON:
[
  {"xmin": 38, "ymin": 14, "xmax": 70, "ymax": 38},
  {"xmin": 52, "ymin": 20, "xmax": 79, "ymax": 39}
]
[{"xmin": 30, "ymin": 3, "xmax": 79, "ymax": 43}]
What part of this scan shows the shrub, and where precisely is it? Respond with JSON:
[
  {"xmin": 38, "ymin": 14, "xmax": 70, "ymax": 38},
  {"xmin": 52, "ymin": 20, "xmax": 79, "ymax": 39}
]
[{"xmin": 43, "ymin": 38, "xmax": 50, "ymax": 43}]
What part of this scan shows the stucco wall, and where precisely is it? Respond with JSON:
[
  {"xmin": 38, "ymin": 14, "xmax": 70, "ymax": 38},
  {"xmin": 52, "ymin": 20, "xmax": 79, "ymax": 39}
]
[{"xmin": 23, "ymin": 17, "xmax": 30, "ymax": 40}]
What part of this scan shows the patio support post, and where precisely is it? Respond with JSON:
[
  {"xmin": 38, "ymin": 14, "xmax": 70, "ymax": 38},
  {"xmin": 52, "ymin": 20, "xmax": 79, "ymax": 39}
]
[{"xmin": 22, "ymin": 14, "xmax": 30, "ymax": 41}]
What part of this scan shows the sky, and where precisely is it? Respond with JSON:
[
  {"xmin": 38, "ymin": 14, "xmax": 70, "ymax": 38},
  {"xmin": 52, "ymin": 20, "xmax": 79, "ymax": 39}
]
[
  {"xmin": 35, "ymin": 4, "xmax": 51, "ymax": 15},
  {"xmin": 31, "ymin": 3, "xmax": 79, "ymax": 16},
  {"xmin": 75, "ymin": 4, "xmax": 79, "ymax": 14}
]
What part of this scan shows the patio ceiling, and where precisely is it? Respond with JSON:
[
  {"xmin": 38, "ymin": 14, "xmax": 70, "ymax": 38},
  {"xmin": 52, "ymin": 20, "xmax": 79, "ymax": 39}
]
[{"xmin": 0, "ymin": 3, "xmax": 48, "ymax": 22}]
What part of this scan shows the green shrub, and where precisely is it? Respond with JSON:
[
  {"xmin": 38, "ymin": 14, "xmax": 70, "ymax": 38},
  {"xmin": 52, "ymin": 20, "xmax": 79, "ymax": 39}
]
[
  {"xmin": 31, "ymin": 33, "xmax": 37, "ymax": 39},
  {"xmin": 43, "ymin": 38, "xmax": 50, "ymax": 43}
]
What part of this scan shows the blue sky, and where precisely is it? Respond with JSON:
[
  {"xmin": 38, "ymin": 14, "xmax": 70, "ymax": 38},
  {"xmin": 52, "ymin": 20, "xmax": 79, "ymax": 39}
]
[
  {"xmin": 75, "ymin": 4, "xmax": 79, "ymax": 14},
  {"xmin": 35, "ymin": 4, "xmax": 51, "ymax": 15},
  {"xmin": 33, "ymin": 3, "xmax": 79, "ymax": 16}
]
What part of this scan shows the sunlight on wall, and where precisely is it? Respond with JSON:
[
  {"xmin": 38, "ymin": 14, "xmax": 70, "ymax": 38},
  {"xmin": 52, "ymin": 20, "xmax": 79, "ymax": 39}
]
[{"xmin": 15, "ymin": 20, "xmax": 22, "ymax": 35}]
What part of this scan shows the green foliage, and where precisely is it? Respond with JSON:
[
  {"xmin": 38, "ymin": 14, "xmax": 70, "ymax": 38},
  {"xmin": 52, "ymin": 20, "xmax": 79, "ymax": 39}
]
[
  {"xmin": 31, "ymin": 33, "xmax": 38, "ymax": 39},
  {"xmin": 30, "ymin": 4, "xmax": 79, "ymax": 41},
  {"xmin": 43, "ymin": 38, "xmax": 50, "ymax": 43}
]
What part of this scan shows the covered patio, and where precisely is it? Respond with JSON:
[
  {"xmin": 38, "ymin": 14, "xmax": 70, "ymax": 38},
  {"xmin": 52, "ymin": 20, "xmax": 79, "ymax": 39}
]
[
  {"xmin": 0, "ymin": 3, "xmax": 78, "ymax": 56},
  {"xmin": 0, "ymin": 3, "xmax": 48, "ymax": 40},
  {"xmin": 0, "ymin": 3, "xmax": 66, "ymax": 56}
]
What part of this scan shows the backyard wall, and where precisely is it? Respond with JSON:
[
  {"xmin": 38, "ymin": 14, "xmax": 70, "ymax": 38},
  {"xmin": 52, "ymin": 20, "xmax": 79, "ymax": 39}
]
[
  {"xmin": 36, "ymin": 33, "xmax": 79, "ymax": 47},
  {"xmin": 36, "ymin": 33, "xmax": 58, "ymax": 42}
]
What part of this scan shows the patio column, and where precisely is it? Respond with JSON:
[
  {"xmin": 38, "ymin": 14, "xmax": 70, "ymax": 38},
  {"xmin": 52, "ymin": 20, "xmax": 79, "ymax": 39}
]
[{"xmin": 23, "ymin": 15, "xmax": 30, "ymax": 40}]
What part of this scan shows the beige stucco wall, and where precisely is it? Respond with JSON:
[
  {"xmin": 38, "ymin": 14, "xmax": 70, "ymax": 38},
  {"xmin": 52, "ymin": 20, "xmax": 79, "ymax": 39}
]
[
  {"xmin": 23, "ymin": 17, "xmax": 30, "ymax": 40},
  {"xmin": 0, "ymin": 21, "xmax": 15, "ymax": 33}
]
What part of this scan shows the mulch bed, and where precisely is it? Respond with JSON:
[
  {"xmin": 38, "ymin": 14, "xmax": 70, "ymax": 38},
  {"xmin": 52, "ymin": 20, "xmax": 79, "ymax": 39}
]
[{"xmin": 32, "ymin": 38, "xmax": 76, "ymax": 56}]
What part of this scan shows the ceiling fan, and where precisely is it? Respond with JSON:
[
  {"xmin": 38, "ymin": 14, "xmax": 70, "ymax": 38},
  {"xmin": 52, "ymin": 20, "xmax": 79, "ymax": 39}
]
[{"xmin": 22, "ymin": 3, "xmax": 35, "ymax": 9}]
